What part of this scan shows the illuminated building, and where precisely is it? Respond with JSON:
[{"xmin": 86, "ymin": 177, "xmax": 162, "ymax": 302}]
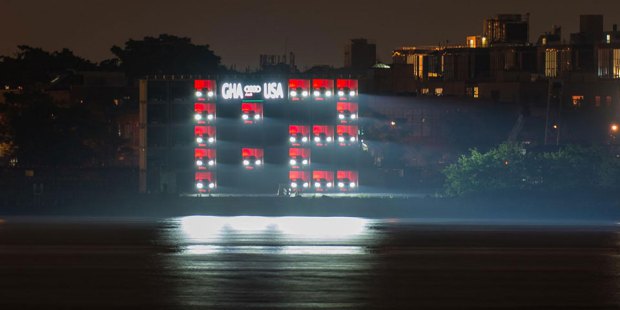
[{"xmin": 139, "ymin": 76, "xmax": 361, "ymax": 194}]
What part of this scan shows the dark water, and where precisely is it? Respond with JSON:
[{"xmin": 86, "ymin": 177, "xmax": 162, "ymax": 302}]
[{"xmin": 0, "ymin": 216, "xmax": 619, "ymax": 309}]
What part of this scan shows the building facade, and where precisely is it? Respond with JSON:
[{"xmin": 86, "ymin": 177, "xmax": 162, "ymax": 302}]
[{"xmin": 139, "ymin": 76, "xmax": 363, "ymax": 194}]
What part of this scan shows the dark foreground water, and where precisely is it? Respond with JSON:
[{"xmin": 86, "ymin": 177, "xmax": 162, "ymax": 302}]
[{"xmin": 0, "ymin": 216, "xmax": 619, "ymax": 309}]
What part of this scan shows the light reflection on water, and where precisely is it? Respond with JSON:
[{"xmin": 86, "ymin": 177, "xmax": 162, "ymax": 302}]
[
  {"xmin": 170, "ymin": 216, "xmax": 373, "ymax": 255},
  {"xmin": 182, "ymin": 244, "xmax": 366, "ymax": 255}
]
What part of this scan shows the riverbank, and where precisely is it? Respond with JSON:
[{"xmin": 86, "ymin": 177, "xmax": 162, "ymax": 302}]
[{"xmin": 1, "ymin": 190, "xmax": 619, "ymax": 222}]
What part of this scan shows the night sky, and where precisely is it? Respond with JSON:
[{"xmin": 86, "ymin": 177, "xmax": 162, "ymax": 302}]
[{"xmin": 2, "ymin": 0, "xmax": 620, "ymax": 69}]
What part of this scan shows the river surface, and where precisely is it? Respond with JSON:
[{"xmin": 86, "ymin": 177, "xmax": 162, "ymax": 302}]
[{"xmin": 0, "ymin": 216, "xmax": 619, "ymax": 309}]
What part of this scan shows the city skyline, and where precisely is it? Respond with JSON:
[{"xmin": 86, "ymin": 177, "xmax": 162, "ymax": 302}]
[{"xmin": 2, "ymin": 0, "xmax": 620, "ymax": 69}]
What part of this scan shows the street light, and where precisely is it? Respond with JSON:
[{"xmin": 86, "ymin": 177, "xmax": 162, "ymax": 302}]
[{"xmin": 611, "ymin": 124, "xmax": 619, "ymax": 133}]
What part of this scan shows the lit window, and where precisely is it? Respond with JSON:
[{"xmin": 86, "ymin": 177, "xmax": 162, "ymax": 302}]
[
  {"xmin": 473, "ymin": 86, "xmax": 479, "ymax": 99},
  {"xmin": 571, "ymin": 95, "xmax": 584, "ymax": 107}
]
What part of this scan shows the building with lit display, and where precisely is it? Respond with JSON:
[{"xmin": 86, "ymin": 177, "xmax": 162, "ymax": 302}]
[{"xmin": 139, "ymin": 76, "xmax": 362, "ymax": 194}]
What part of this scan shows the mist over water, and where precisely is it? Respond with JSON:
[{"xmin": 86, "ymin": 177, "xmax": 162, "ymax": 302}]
[{"xmin": 1, "ymin": 216, "xmax": 619, "ymax": 309}]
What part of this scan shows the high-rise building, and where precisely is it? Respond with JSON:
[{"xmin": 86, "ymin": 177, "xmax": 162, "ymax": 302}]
[
  {"xmin": 344, "ymin": 38, "xmax": 376, "ymax": 70},
  {"xmin": 483, "ymin": 14, "xmax": 530, "ymax": 45}
]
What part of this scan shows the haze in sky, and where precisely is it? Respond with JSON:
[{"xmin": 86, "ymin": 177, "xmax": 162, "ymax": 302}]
[{"xmin": 1, "ymin": 0, "xmax": 620, "ymax": 69}]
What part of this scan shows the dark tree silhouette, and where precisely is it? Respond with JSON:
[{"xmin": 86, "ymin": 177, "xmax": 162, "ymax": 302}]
[
  {"xmin": 2, "ymin": 91, "xmax": 118, "ymax": 167},
  {"xmin": 111, "ymin": 34, "xmax": 224, "ymax": 78},
  {"xmin": 0, "ymin": 46, "xmax": 95, "ymax": 87}
]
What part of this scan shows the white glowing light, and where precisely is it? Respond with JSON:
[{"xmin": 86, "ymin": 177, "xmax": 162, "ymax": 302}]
[
  {"xmin": 325, "ymin": 90, "xmax": 332, "ymax": 97},
  {"xmin": 255, "ymin": 159, "xmax": 262, "ymax": 165},
  {"xmin": 289, "ymin": 136, "xmax": 296, "ymax": 143},
  {"xmin": 326, "ymin": 182, "xmax": 333, "ymax": 188},
  {"xmin": 208, "ymin": 137, "xmax": 215, "ymax": 143},
  {"xmin": 302, "ymin": 90, "xmax": 309, "ymax": 97},
  {"xmin": 338, "ymin": 114, "xmax": 345, "ymax": 120},
  {"xmin": 326, "ymin": 137, "xmax": 332, "ymax": 142},
  {"xmin": 338, "ymin": 182, "xmax": 345, "ymax": 188},
  {"xmin": 178, "ymin": 216, "xmax": 370, "ymax": 247},
  {"xmin": 303, "ymin": 182, "xmax": 309, "ymax": 188},
  {"xmin": 349, "ymin": 182, "xmax": 356, "ymax": 188},
  {"xmin": 301, "ymin": 137, "xmax": 308, "ymax": 143},
  {"xmin": 349, "ymin": 90, "xmax": 356, "ymax": 96},
  {"xmin": 338, "ymin": 136, "xmax": 345, "ymax": 142},
  {"xmin": 351, "ymin": 114, "xmax": 357, "ymax": 119},
  {"xmin": 290, "ymin": 90, "xmax": 298, "ymax": 97},
  {"xmin": 208, "ymin": 160, "xmax": 215, "ymax": 166},
  {"xmin": 314, "ymin": 136, "xmax": 321, "ymax": 142},
  {"xmin": 194, "ymin": 114, "xmax": 202, "ymax": 121},
  {"xmin": 289, "ymin": 159, "xmax": 297, "ymax": 166},
  {"xmin": 208, "ymin": 183, "xmax": 215, "ymax": 189},
  {"xmin": 313, "ymin": 90, "xmax": 320, "ymax": 97},
  {"xmin": 196, "ymin": 159, "xmax": 204, "ymax": 166},
  {"xmin": 254, "ymin": 114, "xmax": 260, "ymax": 120},
  {"xmin": 195, "ymin": 91, "xmax": 203, "ymax": 97},
  {"xmin": 338, "ymin": 90, "xmax": 344, "ymax": 97},
  {"xmin": 302, "ymin": 159, "xmax": 308, "ymax": 165},
  {"xmin": 196, "ymin": 182, "xmax": 204, "ymax": 189},
  {"xmin": 350, "ymin": 137, "xmax": 356, "ymax": 142},
  {"xmin": 291, "ymin": 182, "xmax": 298, "ymax": 188},
  {"xmin": 207, "ymin": 114, "xmax": 214, "ymax": 120},
  {"xmin": 242, "ymin": 114, "xmax": 249, "ymax": 120},
  {"xmin": 314, "ymin": 182, "xmax": 321, "ymax": 188},
  {"xmin": 207, "ymin": 91, "xmax": 214, "ymax": 97},
  {"xmin": 243, "ymin": 160, "xmax": 250, "ymax": 166},
  {"xmin": 196, "ymin": 137, "xmax": 204, "ymax": 144}
]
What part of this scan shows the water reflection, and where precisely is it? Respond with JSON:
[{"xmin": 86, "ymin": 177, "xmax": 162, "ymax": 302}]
[{"xmin": 173, "ymin": 216, "xmax": 371, "ymax": 255}]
